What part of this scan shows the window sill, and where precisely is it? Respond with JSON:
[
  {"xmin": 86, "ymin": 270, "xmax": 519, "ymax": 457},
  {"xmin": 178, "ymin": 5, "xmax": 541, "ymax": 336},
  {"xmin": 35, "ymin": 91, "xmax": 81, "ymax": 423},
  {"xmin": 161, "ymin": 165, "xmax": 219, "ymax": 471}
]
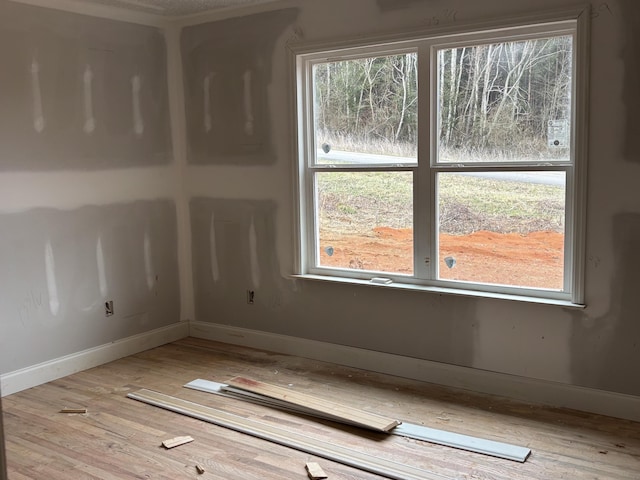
[{"xmin": 291, "ymin": 274, "xmax": 586, "ymax": 309}]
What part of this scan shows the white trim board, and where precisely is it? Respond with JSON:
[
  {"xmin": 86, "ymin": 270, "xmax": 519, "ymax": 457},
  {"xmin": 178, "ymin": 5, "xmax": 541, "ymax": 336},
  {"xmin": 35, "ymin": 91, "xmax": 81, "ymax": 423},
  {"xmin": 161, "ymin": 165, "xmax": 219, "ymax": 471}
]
[
  {"xmin": 1, "ymin": 322, "xmax": 189, "ymax": 397},
  {"xmin": 189, "ymin": 321, "xmax": 640, "ymax": 423}
]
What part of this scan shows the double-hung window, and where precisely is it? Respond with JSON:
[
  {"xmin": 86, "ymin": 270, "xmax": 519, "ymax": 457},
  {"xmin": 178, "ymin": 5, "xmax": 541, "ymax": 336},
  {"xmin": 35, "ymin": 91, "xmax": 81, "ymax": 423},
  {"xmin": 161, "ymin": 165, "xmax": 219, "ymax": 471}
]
[{"xmin": 293, "ymin": 12, "xmax": 587, "ymax": 305}]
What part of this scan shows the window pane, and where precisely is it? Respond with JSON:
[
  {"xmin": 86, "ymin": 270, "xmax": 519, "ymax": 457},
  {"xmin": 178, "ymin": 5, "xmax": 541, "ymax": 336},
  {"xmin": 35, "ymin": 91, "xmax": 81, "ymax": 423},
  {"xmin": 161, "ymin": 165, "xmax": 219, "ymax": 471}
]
[
  {"xmin": 437, "ymin": 36, "xmax": 573, "ymax": 163},
  {"xmin": 313, "ymin": 54, "xmax": 417, "ymax": 165},
  {"xmin": 437, "ymin": 171, "xmax": 565, "ymax": 289},
  {"xmin": 316, "ymin": 171, "xmax": 413, "ymax": 274}
]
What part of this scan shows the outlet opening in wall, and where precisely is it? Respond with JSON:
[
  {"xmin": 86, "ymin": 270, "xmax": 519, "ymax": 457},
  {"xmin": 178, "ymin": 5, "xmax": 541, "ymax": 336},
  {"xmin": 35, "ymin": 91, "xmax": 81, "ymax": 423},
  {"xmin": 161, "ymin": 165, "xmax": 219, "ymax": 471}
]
[{"xmin": 105, "ymin": 301, "xmax": 114, "ymax": 316}]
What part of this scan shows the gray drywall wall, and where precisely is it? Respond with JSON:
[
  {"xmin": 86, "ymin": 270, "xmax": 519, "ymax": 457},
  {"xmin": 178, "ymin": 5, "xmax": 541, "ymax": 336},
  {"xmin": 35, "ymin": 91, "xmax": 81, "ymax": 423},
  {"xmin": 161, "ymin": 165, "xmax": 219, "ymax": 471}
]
[
  {"xmin": 618, "ymin": 0, "xmax": 640, "ymax": 161},
  {"xmin": 0, "ymin": 1, "xmax": 172, "ymax": 171},
  {"xmin": 181, "ymin": 9, "xmax": 299, "ymax": 165},
  {"xmin": 0, "ymin": 200, "xmax": 180, "ymax": 374},
  {"xmin": 0, "ymin": 2, "xmax": 181, "ymax": 377},
  {"xmin": 186, "ymin": 0, "xmax": 640, "ymax": 398}
]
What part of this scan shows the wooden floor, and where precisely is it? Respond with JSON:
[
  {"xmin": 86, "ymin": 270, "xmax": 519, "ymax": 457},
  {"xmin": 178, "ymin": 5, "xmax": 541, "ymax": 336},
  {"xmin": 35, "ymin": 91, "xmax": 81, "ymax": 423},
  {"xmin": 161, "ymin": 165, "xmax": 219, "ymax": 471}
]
[{"xmin": 3, "ymin": 337, "xmax": 639, "ymax": 479}]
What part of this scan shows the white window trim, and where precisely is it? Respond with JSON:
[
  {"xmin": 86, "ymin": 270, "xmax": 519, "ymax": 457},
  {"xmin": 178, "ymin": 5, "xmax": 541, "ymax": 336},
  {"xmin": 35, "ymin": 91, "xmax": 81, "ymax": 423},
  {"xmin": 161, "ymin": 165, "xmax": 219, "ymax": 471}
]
[{"xmin": 290, "ymin": 6, "xmax": 590, "ymax": 306}]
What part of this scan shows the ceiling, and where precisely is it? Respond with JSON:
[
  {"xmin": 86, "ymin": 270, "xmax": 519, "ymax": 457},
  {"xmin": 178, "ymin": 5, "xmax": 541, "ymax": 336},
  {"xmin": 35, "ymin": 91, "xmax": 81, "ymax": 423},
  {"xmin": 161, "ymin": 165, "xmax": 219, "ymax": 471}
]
[{"xmin": 72, "ymin": 0, "xmax": 280, "ymax": 17}]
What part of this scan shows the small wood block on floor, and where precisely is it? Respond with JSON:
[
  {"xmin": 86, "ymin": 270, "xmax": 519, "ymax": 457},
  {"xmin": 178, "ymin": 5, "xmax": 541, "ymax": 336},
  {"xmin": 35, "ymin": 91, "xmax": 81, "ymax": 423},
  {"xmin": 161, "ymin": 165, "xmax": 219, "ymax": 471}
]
[
  {"xmin": 226, "ymin": 376, "xmax": 400, "ymax": 432},
  {"xmin": 306, "ymin": 462, "xmax": 328, "ymax": 479},
  {"xmin": 162, "ymin": 435, "xmax": 194, "ymax": 449},
  {"xmin": 59, "ymin": 408, "xmax": 87, "ymax": 414}
]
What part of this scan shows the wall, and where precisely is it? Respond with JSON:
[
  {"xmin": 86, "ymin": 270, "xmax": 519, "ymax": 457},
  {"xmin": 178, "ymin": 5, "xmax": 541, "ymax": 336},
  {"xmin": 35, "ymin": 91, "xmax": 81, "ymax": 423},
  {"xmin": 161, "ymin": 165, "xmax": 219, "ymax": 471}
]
[
  {"xmin": 184, "ymin": 0, "xmax": 640, "ymax": 398},
  {"xmin": 0, "ymin": 1, "xmax": 181, "ymax": 375}
]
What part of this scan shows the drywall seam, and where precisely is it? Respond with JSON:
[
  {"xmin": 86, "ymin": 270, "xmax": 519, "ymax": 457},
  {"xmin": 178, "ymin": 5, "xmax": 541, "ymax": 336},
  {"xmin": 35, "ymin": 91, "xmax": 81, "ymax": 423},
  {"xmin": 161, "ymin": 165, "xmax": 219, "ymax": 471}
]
[
  {"xmin": 7, "ymin": 0, "xmax": 168, "ymax": 27},
  {"xmin": 127, "ymin": 389, "xmax": 450, "ymax": 480},
  {"xmin": 165, "ymin": 24, "xmax": 195, "ymax": 322},
  {"xmin": 0, "ymin": 167, "xmax": 177, "ymax": 214},
  {"xmin": 186, "ymin": 166, "xmax": 286, "ymax": 199},
  {"xmin": 0, "ymin": 323, "xmax": 189, "ymax": 396},
  {"xmin": 189, "ymin": 321, "xmax": 640, "ymax": 423}
]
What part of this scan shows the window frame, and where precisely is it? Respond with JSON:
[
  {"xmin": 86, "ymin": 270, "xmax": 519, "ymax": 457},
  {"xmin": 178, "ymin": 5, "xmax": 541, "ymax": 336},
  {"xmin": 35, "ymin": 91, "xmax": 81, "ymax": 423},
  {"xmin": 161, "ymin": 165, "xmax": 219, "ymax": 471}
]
[{"xmin": 291, "ymin": 7, "xmax": 589, "ymax": 306}]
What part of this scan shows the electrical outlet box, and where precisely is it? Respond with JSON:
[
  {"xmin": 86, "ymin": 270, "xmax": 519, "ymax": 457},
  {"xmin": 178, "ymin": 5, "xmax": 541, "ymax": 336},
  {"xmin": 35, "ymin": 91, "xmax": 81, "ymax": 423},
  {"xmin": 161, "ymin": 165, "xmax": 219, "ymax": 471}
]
[
  {"xmin": 105, "ymin": 300, "xmax": 114, "ymax": 316},
  {"xmin": 246, "ymin": 290, "xmax": 255, "ymax": 305}
]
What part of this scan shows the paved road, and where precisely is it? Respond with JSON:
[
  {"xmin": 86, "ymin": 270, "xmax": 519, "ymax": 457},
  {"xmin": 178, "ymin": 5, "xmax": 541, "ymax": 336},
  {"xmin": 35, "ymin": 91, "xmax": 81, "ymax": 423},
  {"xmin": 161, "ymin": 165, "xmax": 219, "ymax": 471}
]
[{"xmin": 317, "ymin": 150, "xmax": 565, "ymax": 186}]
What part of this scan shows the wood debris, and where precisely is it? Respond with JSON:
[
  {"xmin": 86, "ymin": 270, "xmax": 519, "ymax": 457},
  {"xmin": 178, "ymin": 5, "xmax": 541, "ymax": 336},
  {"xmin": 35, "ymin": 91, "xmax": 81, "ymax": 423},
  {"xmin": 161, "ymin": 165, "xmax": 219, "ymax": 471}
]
[
  {"xmin": 162, "ymin": 435, "xmax": 194, "ymax": 449},
  {"xmin": 306, "ymin": 461, "xmax": 328, "ymax": 479},
  {"xmin": 59, "ymin": 408, "xmax": 87, "ymax": 414},
  {"xmin": 195, "ymin": 464, "xmax": 205, "ymax": 474}
]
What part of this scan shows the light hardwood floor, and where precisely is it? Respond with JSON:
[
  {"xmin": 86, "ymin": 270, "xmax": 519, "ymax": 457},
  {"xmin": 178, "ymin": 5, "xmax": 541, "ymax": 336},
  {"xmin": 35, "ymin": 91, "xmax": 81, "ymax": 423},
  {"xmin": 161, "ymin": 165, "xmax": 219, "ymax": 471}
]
[{"xmin": 3, "ymin": 337, "xmax": 639, "ymax": 479}]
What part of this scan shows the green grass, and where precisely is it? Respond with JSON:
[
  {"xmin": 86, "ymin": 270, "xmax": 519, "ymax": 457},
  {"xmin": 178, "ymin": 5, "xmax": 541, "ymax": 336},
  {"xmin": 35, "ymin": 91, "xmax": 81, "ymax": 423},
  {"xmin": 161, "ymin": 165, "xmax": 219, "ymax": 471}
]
[{"xmin": 317, "ymin": 171, "xmax": 565, "ymax": 235}]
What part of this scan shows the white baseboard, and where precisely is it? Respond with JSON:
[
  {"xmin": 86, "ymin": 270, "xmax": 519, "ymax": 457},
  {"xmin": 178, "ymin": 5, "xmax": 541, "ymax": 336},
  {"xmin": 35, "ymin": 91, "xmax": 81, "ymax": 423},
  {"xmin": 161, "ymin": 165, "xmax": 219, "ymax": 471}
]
[
  {"xmin": 190, "ymin": 321, "xmax": 640, "ymax": 423},
  {"xmin": 1, "ymin": 322, "xmax": 189, "ymax": 397}
]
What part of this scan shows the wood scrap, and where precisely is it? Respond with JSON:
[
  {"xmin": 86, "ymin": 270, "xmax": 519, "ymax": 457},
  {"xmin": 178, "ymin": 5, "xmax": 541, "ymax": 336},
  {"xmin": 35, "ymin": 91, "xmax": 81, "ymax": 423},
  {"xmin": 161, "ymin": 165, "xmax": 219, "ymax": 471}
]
[
  {"xmin": 128, "ymin": 389, "xmax": 450, "ymax": 480},
  {"xmin": 59, "ymin": 408, "xmax": 87, "ymax": 414},
  {"xmin": 195, "ymin": 464, "xmax": 205, "ymax": 474},
  {"xmin": 162, "ymin": 435, "xmax": 194, "ymax": 449},
  {"xmin": 225, "ymin": 376, "xmax": 400, "ymax": 432},
  {"xmin": 306, "ymin": 461, "xmax": 328, "ymax": 479}
]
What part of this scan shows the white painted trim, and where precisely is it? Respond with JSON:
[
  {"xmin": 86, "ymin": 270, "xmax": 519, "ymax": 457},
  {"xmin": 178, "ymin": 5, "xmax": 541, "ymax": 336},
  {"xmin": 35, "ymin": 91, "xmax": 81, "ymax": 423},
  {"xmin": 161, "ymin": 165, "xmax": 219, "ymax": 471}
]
[
  {"xmin": 8, "ymin": 0, "xmax": 168, "ymax": 27},
  {"xmin": 189, "ymin": 322, "xmax": 640, "ymax": 423},
  {"xmin": 1, "ymin": 322, "xmax": 189, "ymax": 397}
]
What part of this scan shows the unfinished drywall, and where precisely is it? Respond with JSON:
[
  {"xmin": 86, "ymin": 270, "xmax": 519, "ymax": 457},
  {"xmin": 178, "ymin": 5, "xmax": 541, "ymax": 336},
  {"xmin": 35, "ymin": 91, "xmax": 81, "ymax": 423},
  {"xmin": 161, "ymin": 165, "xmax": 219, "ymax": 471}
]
[
  {"xmin": 181, "ymin": 8, "xmax": 298, "ymax": 165},
  {"xmin": 185, "ymin": 0, "xmax": 640, "ymax": 400},
  {"xmin": 0, "ymin": 200, "xmax": 180, "ymax": 374},
  {"xmin": 570, "ymin": 213, "xmax": 640, "ymax": 392},
  {"xmin": 0, "ymin": 1, "xmax": 171, "ymax": 171},
  {"xmin": 617, "ymin": 0, "xmax": 640, "ymax": 161},
  {"xmin": 0, "ymin": 1, "xmax": 182, "ymax": 379}
]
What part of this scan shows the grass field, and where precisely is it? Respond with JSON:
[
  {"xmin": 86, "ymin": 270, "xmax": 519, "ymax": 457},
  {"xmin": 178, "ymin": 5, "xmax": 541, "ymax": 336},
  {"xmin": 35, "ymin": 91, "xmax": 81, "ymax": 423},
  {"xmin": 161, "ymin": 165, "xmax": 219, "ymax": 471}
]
[{"xmin": 317, "ymin": 171, "xmax": 565, "ymax": 236}]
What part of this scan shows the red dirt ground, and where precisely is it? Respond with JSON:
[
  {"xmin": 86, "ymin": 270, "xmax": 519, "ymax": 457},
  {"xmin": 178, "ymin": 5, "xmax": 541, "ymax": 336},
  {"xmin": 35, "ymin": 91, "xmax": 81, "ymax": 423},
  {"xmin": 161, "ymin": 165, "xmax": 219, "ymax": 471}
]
[{"xmin": 319, "ymin": 227, "xmax": 564, "ymax": 290}]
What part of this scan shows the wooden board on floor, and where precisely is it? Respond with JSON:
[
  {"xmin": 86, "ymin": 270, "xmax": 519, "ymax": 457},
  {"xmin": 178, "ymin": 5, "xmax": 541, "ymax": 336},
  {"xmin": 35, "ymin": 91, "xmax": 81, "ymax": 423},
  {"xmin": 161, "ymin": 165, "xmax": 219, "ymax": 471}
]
[
  {"xmin": 127, "ymin": 388, "xmax": 448, "ymax": 480},
  {"xmin": 187, "ymin": 379, "xmax": 531, "ymax": 462},
  {"xmin": 225, "ymin": 376, "xmax": 400, "ymax": 432}
]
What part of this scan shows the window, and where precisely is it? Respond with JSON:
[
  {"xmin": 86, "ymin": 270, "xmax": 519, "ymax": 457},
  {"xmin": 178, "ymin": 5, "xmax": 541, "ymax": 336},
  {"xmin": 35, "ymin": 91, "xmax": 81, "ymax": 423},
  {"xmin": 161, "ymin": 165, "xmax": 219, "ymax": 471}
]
[{"xmin": 294, "ymin": 13, "xmax": 587, "ymax": 304}]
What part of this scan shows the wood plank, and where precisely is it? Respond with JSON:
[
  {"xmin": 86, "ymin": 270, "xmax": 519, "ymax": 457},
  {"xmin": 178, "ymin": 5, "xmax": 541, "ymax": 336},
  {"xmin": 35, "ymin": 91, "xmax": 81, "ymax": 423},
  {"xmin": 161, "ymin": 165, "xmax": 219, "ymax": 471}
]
[
  {"xmin": 162, "ymin": 436, "xmax": 194, "ymax": 449},
  {"xmin": 225, "ymin": 376, "xmax": 400, "ymax": 432},
  {"xmin": 305, "ymin": 461, "xmax": 328, "ymax": 479},
  {"xmin": 127, "ymin": 389, "xmax": 450, "ymax": 480},
  {"xmin": 187, "ymin": 379, "xmax": 531, "ymax": 462}
]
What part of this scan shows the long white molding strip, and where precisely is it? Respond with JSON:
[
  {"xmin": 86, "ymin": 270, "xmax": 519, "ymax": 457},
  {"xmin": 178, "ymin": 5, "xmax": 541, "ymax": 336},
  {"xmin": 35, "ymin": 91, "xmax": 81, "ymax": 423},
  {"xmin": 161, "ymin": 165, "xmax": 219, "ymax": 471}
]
[
  {"xmin": 127, "ymin": 389, "xmax": 450, "ymax": 480},
  {"xmin": 185, "ymin": 379, "xmax": 530, "ymax": 462},
  {"xmin": 190, "ymin": 322, "xmax": 640, "ymax": 423},
  {"xmin": 1, "ymin": 322, "xmax": 189, "ymax": 396},
  {"xmin": 393, "ymin": 423, "xmax": 529, "ymax": 463}
]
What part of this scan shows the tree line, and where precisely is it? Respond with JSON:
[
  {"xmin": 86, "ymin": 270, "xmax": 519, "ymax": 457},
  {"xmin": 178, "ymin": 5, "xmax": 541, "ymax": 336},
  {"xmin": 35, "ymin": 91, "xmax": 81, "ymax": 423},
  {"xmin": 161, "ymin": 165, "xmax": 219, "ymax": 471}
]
[{"xmin": 313, "ymin": 35, "xmax": 572, "ymax": 158}]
